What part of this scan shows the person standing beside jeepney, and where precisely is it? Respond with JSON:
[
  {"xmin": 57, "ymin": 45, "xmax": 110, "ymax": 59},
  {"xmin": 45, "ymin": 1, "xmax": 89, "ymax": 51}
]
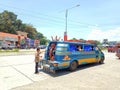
[{"xmin": 34, "ymin": 48, "xmax": 41, "ymax": 74}]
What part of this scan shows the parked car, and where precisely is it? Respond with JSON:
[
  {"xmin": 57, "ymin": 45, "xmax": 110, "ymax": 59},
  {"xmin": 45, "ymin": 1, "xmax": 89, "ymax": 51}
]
[
  {"xmin": 2, "ymin": 43, "xmax": 15, "ymax": 49},
  {"xmin": 8, "ymin": 44, "xmax": 16, "ymax": 49}
]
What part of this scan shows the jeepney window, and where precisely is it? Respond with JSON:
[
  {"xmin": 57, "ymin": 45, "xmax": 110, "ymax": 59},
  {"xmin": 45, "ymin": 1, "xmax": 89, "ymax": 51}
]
[
  {"xmin": 69, "ymin": 44, "xmax": 76, "ymax": 52},
  {"xmin": 68, "ymin": 44, "xmax": 83, "ymax": 52},
  {"xmin": 76, "ymin": 45, "xmax": 83, "ymax": 51},
  {"xmin": 84, "ymin": 45, "xmax": 94, "ymax": 51}
]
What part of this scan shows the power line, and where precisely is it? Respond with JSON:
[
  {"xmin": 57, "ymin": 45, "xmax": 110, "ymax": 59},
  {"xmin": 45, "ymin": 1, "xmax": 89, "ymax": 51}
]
[
  {"xmin": 0, "ymin": 3, "xmax": 96, "ymax": 26},
  {"xmin": 0, "ymin": 7, "xmax": 93, "ymax": 29},
  {"xmin": 0, "ymin": 3, "xmax": 120, "ymax": 30}
]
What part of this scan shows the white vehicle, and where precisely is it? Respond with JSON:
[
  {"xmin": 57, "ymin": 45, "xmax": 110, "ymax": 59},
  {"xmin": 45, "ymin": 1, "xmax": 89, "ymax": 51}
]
[
  {"xmin": 8, "ymin": 44, "xmax": 16, "ymax": 49},
  {"xmin": 1, "ymin": 43, "xmax": 15, "ymax": 49}
]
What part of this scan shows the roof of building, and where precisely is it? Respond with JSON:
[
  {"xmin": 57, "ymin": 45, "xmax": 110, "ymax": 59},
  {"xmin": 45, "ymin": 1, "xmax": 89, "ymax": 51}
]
[{"xmin": 0, "ymin": 32, "xmax": 25, "ymax": 39}]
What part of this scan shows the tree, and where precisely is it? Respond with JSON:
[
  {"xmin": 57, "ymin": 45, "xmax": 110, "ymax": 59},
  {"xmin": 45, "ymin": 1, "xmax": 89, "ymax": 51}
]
[
  {"xmin": 0, "ymin": 10, "xmax": 48, "ymax": 45},
  {"xmin": 79, "ymin": 38, "xmax": 84, "ymax": 40},
  {"xmin": 35, "ymin": 32, "xmax": 48, "ymax": 45},
  {"xmin": 70, "ymin": 38, "xmax": 77, "ymax": 40},
  {"xmin": 40, "ymin": 38, "xmax": 48, "ymax": 45},
  {"xmin": 0, "ymin": 10, "xmax": 18, "ymax": 34},
  {"xmin": 94, "ymin": 40, "xmax": 101, "ymax": 45},
  {"xmin": 22, "ymin": 24, "xmax": 37, "ymax": 39}
]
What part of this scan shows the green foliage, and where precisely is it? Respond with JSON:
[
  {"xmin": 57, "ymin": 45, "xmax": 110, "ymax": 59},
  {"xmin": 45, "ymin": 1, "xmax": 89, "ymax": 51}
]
[
  {"xmin": 70, "ymin": 38, "xmax": 77, "ymax": 40},
  {"xmin": 79, "ymin": 38, "xmax": 84, "ymax": 40},
  {"xmin": 35, "ymin": 32, "xmax": 48, "ymax": 45},
  {"xmin": 0, "ymin": 10, "xmax": 18, "ymax": 34},
  {"xmin": 40, "ymin": 38, "xmax": 48, "ymax": 45},
  {"xmin": 22, "ymin": 24, "xmax": 37, "ymax": 39},
  {"xmin": 94, "ymin": 40, "xmax": 101, "ymax": 45},
  {"xmin": 0, "ymin": 49, "xmax": 19, "ymax": 52},
  {"xmin": 0, "ymin": 10, "xmax": 48, "ymax": 45}
]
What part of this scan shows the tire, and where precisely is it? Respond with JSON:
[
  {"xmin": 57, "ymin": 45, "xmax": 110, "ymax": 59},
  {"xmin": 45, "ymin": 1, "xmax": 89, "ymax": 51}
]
[
  {"xmin": 69, "ymin": 61, "xmax": 78, "ymax": 71},
  {"xmin": 99, "ymin": 56, "xmax": 104, "ymax": 64}
]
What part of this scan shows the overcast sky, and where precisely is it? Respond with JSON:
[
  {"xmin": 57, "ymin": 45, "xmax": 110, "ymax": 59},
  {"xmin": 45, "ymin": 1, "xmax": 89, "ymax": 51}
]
[{"xmin": 0, "ymin": 0, "xmax": 120, "ymax": 41}]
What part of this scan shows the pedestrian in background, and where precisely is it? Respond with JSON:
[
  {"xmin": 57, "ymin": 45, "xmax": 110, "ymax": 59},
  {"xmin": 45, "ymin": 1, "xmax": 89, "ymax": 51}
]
[{"xmin": 34, "ymin": 47, "xmax": 41, "ymax": 74}]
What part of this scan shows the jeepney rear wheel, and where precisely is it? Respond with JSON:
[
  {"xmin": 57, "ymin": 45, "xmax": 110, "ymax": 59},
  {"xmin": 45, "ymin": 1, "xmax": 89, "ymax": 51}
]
[
  {"xmin": 69, "ymin": 61, "xmax": 78, "ymax": 71},
  {"xmin": 99, "ymin": 56, "xmax": 104, "ymax": 64}
]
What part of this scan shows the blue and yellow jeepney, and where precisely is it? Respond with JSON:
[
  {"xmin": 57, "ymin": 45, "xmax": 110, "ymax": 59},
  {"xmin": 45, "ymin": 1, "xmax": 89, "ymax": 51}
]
[{"xmin": 42, "ymin": 41, "xmax": 105, "ymax": 73}]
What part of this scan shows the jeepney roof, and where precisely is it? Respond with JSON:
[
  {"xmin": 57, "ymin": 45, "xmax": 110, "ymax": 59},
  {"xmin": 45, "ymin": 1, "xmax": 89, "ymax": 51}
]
[{"xmin": 49, "ymin": 41, "xmax": 95, "ymax": 46}]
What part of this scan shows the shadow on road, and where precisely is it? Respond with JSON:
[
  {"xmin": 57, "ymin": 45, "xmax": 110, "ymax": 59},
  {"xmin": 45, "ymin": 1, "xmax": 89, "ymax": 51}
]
[{"xmin": 41, "ymin": 63, "xmax": 104, "ymax": 77}]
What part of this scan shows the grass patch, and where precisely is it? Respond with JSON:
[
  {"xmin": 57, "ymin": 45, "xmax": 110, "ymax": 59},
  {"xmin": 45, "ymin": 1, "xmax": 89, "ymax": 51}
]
[{"xmin": 0, "ymin": 49, "xmax": 19, "ymax": 53}]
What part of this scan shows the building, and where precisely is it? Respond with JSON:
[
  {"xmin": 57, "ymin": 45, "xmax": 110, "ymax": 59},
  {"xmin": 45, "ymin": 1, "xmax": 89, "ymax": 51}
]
[
  {"xmin": 0, "ymin": 32, "xmax": 25, "ymax": 48},
  {"xmin": 0, "ymin": 32, "xmax": 40, "ymax": 49}
]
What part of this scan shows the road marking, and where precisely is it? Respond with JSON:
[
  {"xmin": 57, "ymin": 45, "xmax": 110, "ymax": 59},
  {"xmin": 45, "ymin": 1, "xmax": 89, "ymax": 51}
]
[{"xmin": 11, "ymin": 66, "xmax": 34, "ymax": 82}]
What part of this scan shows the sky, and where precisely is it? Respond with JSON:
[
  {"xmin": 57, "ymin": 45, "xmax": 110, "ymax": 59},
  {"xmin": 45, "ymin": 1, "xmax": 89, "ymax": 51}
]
[{"xmin": 0, "ymin": 0, "xmax": 120, "ymax": 42}]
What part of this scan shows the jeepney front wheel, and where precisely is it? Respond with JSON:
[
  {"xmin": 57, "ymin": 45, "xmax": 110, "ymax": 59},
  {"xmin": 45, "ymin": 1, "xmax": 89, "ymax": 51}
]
[
  {"xmin": 69, "ymin": 61, "xmax": 78, "ymax": 71},
  {"xmin": 99, "ymin": 56, "xmax": 104, "ymax": 64}
]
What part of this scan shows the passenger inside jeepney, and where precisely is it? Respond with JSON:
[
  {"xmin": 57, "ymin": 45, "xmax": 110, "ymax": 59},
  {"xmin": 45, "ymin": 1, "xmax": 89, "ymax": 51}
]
[
  {"xmin": 76, "ymin": 45, "xmax": 82, "ymax": 51},
  {"xmin": 51, "ymin": 54, "xmax": 55, "ymax": 61},
  {"xmin": 49, "ymin": 43, "xmax": 56, "ymax": 60}
]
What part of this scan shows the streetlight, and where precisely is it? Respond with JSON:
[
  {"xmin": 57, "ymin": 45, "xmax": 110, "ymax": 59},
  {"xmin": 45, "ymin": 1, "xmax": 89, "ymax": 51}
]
[{"xmin": 64, "ymin": 4, "xmax": 80, "ymax": 41}]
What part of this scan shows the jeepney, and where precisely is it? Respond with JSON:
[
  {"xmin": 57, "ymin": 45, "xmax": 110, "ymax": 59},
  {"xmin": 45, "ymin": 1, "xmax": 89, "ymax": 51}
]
[{"xmin": 42, "ymin": 41, "xmax": 105, "ymax": 73}]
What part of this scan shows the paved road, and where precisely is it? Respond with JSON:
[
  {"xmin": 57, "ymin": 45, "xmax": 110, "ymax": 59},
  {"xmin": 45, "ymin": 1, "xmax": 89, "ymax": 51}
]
[
  {"xmin": 0, "ymin": 51, "xmax": 120, "ymax": 90},
  {"xmin": 0, "ymin": 53, "xmax": 49, "ymax": 90}
]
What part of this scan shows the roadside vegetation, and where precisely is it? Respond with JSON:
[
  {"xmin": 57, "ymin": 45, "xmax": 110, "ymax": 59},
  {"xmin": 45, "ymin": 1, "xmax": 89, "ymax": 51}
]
[{"xmin": 0, "ymin": 49, "xmax": 19, "ymax": 53}]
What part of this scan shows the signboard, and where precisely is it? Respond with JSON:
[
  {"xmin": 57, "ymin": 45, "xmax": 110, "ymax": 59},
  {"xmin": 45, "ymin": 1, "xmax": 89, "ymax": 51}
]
[{"xmin": 4, "ymin": 37, "xmax": 17, "ymax": 41}]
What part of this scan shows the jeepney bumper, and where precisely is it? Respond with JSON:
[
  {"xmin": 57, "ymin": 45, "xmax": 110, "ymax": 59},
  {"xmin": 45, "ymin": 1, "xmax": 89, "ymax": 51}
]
[
  {"xmin": 43, "ymin": 64, "xmax": 56, "ymax": 73},
  {"xmin": 42, "ymin": 60, "xmax": 59, "ymax": 73}
]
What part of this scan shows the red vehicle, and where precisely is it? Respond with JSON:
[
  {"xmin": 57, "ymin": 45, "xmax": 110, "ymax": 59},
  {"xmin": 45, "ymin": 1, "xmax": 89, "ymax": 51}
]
[
  {"xmin": 115, "ymin": 43, "xmax": 120, "ymax": 59},
  {"xmin": 107, "ymin": 46, "xmax": 115, "ymax": 52}
]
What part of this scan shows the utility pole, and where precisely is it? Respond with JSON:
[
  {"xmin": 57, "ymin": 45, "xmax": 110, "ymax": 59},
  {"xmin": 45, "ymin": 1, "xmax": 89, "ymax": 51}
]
[{"xmin": 64, "ymin": 4, "xmax": 80, "ymax": 41}]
